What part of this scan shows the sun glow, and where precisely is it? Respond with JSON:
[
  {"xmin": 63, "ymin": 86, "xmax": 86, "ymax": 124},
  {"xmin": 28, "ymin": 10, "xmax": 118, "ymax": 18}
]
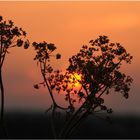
[{"xmin": 69, "ymin": 73, "xmax": 81, "ymax": 87}]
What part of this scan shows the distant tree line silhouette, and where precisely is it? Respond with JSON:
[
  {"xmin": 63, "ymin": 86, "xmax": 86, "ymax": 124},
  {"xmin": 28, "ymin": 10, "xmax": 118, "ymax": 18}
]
[{"xmin": 0, "ymin": 15, "xmax": 133, "ymax": 138}]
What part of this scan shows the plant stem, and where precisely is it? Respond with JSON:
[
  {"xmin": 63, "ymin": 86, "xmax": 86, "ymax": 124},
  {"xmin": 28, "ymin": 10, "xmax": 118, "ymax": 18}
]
[
  {"xmin": 51, "ymin": 106, "xmax": 57, "ymax": 139},
  {"xmin": 0, "ymin": 69, "xmax": 4, "ymax": 124},
  {"xmin": 58, "ymin": 101, "xmax": 86, "ymax": 138},
  {"xmin": 64, "ymin": 110, "xmax": 89, "ymax": 138}
]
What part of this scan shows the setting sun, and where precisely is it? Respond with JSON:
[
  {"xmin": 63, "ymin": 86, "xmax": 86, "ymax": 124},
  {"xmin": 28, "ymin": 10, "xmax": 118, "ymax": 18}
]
[{"xmin": 69, "ymin": 73, "xmax": 81, "ymax": 87}]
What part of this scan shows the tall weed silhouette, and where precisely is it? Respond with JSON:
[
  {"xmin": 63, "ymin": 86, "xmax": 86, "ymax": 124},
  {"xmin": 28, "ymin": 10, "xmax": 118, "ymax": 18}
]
[{"xmin": 33, "ymin": 36, "xmax": 133, "ymax": 138}]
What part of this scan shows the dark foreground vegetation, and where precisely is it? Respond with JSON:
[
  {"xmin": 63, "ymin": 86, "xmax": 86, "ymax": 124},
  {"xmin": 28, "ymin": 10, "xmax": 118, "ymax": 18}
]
[{"xmin": 0, "ymin": 112, "xmax": 140, "ymax": 139}]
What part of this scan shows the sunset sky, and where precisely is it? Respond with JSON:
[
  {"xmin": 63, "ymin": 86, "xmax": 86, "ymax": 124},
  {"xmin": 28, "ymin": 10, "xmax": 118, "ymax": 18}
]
[{"xmin": 0, "ymin": 1, "xmax": 140, "ymax": 114}]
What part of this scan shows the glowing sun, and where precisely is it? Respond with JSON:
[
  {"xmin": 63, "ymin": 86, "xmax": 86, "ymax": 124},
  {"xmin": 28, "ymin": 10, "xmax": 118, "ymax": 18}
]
[{"xmin": 69, "ymin": 73, "xmax": 81, "ymax": 87}]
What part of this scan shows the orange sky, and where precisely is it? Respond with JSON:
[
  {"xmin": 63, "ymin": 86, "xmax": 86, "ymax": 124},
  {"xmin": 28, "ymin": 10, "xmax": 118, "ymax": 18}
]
[{"xmin": 0, "ymin": 1, "xmax": 140, "ymax": 114}]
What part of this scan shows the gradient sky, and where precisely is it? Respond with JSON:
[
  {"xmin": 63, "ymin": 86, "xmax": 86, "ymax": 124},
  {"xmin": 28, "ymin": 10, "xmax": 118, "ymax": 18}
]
[{"xmin": 0, "ymin": 1, "xmax": 140, "ymax": 114}]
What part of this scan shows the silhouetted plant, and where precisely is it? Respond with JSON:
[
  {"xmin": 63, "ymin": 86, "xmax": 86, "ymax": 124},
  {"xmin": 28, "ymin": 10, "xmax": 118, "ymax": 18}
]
[
  {"xmin": 33, "ymin": 36, "xmax": 133, "ymax": 138},
  {"xmin": 58, "ymin": 35, "xmax": 133, "ymax": 138},
  {"xmin": 0, "ymin": 15, "xmax": 29, "ymax": 125},
  {"xmin": 32, "ymin": 41, "xmax": 67, "ymax": 137},
  {"xmin": 32, "ymin": 41, "xmax": 64, "ymax": 108}
]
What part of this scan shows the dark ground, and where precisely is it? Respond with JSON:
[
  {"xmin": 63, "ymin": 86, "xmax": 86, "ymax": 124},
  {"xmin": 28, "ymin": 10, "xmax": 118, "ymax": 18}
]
[{"xmin": 0, "ymin": 112, "xmax": 140, "ymax": 139}]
